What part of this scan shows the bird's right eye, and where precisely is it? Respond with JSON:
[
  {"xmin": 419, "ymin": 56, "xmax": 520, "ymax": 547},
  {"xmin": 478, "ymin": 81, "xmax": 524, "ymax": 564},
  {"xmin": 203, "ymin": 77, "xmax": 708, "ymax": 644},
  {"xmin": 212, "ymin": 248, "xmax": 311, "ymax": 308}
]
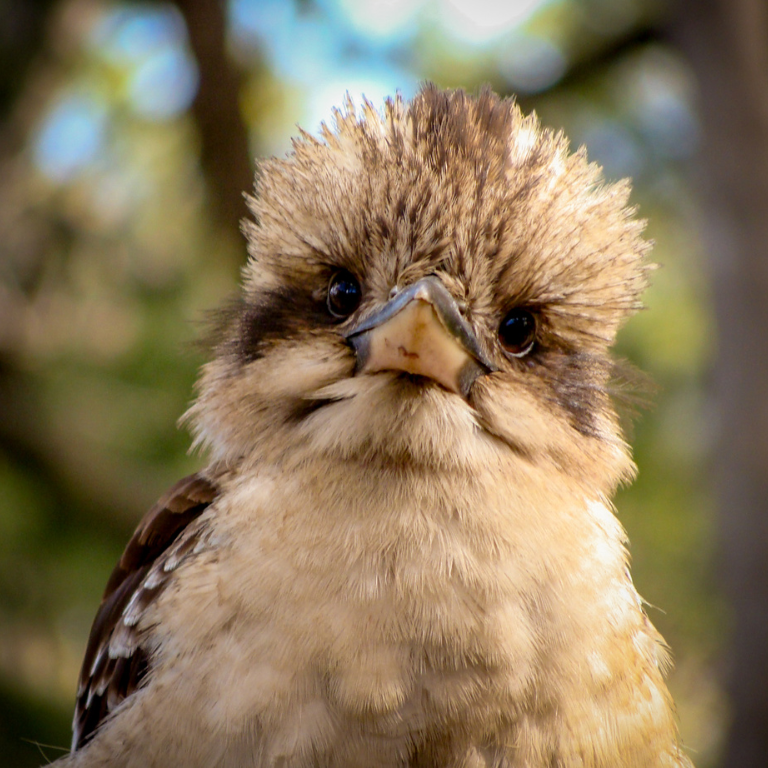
[{"xmin": 327, "ymin": 270, "xmax": 362, "ymax": 318}]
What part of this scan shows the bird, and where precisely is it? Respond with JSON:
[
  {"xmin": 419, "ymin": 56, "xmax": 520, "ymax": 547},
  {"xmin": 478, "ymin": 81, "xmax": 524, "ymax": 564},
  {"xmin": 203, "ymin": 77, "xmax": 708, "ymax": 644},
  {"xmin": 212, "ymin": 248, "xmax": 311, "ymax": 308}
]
[{"xmin": 52, "ymin": 85, "xmax": 693, "ymax": 767}]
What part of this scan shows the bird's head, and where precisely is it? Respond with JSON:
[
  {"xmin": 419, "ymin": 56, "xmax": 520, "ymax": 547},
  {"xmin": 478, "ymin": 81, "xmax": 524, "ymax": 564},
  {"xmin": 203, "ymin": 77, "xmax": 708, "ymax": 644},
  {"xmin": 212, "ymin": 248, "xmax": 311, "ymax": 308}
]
[{"xmin": 186, "ymin": 86, "xmax": 649, "ymax": 498}]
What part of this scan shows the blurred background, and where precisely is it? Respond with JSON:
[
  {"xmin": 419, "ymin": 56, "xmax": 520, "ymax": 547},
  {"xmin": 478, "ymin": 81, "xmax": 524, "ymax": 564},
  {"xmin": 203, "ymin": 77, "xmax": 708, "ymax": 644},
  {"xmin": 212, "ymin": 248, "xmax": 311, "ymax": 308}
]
[{"xmin": 0, "ymin": 0, "xmax": 766, "ymax": 766}]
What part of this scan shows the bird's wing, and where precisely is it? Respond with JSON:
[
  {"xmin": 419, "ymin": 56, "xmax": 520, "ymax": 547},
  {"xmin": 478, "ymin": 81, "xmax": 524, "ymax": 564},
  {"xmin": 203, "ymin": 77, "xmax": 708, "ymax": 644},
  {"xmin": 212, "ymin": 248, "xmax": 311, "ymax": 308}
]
[{"xmin": 72, "ymin": 473, "xmax": 219, "ymax": 751}]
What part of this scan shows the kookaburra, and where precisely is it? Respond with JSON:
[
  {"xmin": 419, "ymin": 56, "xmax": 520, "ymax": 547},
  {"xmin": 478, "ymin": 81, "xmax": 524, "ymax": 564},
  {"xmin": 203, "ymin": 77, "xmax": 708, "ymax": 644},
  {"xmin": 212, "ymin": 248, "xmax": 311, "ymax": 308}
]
[{"xmin": 52, "ymin": 86, "xmax": 692, "ymax": 767}]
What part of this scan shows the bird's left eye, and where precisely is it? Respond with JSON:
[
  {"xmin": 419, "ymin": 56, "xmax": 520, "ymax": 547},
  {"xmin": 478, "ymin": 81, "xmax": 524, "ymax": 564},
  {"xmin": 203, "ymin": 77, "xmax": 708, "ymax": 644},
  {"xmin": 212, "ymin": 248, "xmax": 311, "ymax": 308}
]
[
  {"xmin": 498, "ymin": 308, "xmax": 536, "ymax": 358},
  {"xmin": 327, "ymin": 270, "xmax": 362, "ymax": 318}
]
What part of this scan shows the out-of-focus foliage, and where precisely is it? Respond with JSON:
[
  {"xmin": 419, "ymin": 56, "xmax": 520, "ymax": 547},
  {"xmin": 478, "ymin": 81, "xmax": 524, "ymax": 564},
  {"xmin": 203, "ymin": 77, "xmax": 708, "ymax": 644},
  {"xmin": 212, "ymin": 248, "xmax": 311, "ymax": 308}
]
[{"xmin": 0, "ymin": 1, "xmax": 722, "ymax": 766}]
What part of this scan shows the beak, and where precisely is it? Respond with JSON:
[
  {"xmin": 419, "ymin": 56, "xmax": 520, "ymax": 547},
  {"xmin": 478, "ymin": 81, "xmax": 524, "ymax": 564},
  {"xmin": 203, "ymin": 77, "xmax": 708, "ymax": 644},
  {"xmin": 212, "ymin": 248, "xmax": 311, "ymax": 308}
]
[{"xmin": 345, "ymin": 276, "xmax": 496, "ymax": 398}]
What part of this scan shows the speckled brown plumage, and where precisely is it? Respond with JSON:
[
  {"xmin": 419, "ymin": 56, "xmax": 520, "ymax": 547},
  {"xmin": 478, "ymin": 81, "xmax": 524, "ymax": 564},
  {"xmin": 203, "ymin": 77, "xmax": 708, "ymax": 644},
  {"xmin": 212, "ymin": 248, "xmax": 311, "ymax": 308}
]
[{"xmin": 72, "ymin": 474, "xmax": 218, "ymax": 750}]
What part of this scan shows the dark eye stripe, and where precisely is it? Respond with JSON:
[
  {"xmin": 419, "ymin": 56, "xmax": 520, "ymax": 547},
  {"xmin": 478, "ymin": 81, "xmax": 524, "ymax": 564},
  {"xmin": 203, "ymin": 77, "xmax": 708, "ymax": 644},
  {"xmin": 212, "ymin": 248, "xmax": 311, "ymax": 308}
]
[{"xmin": 236, "ymin": 284, "xmax": 333, "ymax": 364}]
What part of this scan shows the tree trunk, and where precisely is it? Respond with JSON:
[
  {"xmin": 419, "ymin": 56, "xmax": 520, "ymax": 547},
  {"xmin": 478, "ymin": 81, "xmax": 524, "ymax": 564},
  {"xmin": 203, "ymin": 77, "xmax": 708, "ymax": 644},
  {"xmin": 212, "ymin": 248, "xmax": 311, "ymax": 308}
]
[
  {"xmin": 174, "ymin": 0, "xmax": 253, "ymax": 244},
  {"xmin": 672, "ymin": 1, "xmax": 768, "ymax": 765}
]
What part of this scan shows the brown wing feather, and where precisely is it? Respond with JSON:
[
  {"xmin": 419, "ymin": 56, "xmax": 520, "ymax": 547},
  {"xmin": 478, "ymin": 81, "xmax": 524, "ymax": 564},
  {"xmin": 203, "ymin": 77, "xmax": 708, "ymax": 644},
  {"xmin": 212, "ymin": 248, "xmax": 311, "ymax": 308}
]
[{"xmin": 72, "ymin": 473, "xmax": 219, "ymax": 751}]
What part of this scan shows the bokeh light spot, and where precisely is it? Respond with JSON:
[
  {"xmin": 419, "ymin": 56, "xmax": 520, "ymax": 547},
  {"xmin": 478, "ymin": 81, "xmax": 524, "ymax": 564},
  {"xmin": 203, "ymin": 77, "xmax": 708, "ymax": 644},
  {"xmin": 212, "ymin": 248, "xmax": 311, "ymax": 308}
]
[
  {"xmin": 581, "ymin": 116, "xmax": 644, "ymax": 179},
  {"xmin": 33, "ymin": 94, "xmax": 108, "ymax": 182},
  {"xmin": 128, "ymin": 47, "xmax": 199, "ymax": 120},
  {"xmin": 93, "ymin": 3, "xmax": 189, "ymax": 63},
  {"xmin": 499, "ymin": 34, "xmax": 567, "ymax": 94},
  {"xmin": 440, "ymin": 0, "xmax": 551, "ymax": 44},
  {"xmin": 334, "ymin": 0, "xmax": 422, "ymax": 40}
]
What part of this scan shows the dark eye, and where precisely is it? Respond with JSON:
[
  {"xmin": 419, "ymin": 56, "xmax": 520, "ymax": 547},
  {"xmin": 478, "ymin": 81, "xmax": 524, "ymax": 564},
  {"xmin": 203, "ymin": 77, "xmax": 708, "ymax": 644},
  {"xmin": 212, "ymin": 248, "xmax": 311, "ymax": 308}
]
[
  {"xmin": 327, "ymin": 270, "xmax": 362, "ymax": 318},
  {"xmin": 498, "ymin": 308, "xmax": 536, "ymax": 357}
]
